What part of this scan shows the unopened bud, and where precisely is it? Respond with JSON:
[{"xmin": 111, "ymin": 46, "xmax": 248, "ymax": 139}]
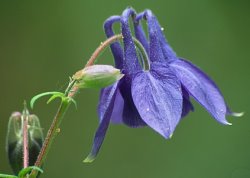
[
  {"xmin": 73, "ymin": 65, "xmax": 124, "ymax": 88},
  {"xmin": 6, "ymin": 107, "xmax": 44, "ymax": 175}
]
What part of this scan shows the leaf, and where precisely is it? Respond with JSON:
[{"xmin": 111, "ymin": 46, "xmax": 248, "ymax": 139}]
[
  {"xmin": 30, "ymin": 92, "xmax": 65, "ymax": 109},
  {"xmin": 68, "ymin": 98, "xmax": 77, "ymax": 109},
  {"xmin": 18, "ymin": 166, "xmax": 43, "ymax": 178},
  {"xmin": 0, "ymin": 174, "xmax": 17, "ymax": 178},
  {"xmin": 47, "ymin": 93, "xmax": 66, "ymax": 104}
]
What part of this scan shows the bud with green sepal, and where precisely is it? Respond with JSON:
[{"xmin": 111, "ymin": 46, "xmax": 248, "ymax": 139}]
[
  {"xmin": 73, "ymin": 65, "xmax": 124, "ymax": 89},
  {"xmin": 6, "ymin": 103, "xmax": 44, "ymax": 175}
]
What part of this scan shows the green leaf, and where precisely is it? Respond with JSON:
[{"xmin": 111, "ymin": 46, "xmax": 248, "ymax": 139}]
[
  {"xmin": 18, "ymin": 166, "xmax": 43, "ymax": 178},
  {"xmin": 30, "ymin": 92, "xmax": 65, "ymax": 109},
  {"xmin": 47, "ymin": 93, "xmax": 66, "ymax": 104},
  {"xmin": 0, "ymin": 174, "xmax": 17, "ymax": 178},
  {"xmin": 68, "ymin": 97, "xmax": 77, "ymax": 109}
]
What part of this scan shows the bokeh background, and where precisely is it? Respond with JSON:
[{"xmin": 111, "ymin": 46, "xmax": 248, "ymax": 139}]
[{"xmin": 0, "ymin": 1, "xmax": 249, "ymax": 178}]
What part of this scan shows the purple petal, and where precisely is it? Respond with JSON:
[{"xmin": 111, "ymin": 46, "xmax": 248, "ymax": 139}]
[
  {"xmin": 119, "ymin": 78, "xmax": 147, "ymax": 127},
  {"xmin": 118, "ymin": 8, "xmax": 147, "ymax": 127},
  {"xmin": 170, "ymin": 58, "xmax": 231, "ymax": 125},
  {"xmin": 154, "ymin": 13, "xmax": 178, "ymax": 62},
  {"xmin": 121, "ymin": 8, "xmax": 141, "ymax": 74},
  {"xmin": 181, "ymin": 86, "xmax": 194, "ymax": 118},
  {"xmin": 132, "ymin": 62, "xmax": 183, "ymax": 138},
  {"xmin": 136, "ymin": 10, "xmax": 177, "ymax": 62},
  {"xmin": 104, "ymin": 16, "xmax": 123, "ymax": 69},
  {"xmin": 134, "ymin": 12, "xmax": 193, "ymax": 119},
  {"xmin": 110, "ymin": 89, "xmax": 124, "ymax": 124},
  {"xmin": 98, "ymin": 88, "xmax": 124, "ymax": 124},
  {"xmin": 134, "ymin": 13, "xmax": 149, "ymax": 53},
  {"xmin": 144, "ymin": 10, "xmax": 165, "ymax": 63},
  {"xmin": 84, "ymin": 82, "xmax": 119, "ymax": 162}
]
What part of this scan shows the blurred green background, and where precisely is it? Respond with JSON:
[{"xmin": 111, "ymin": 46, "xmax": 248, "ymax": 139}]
[{"xmin": 0, "ymin": 1, "xmax": 249, "ymax": 178}]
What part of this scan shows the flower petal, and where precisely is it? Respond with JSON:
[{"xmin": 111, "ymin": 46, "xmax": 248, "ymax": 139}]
[
  {"xmin": 181, "ymin": 86, "xmax": 194, "ymax": 118},
  {"xmin": 119, "ymin": 8, "xmax": 147, "ymax": 127},
  {"xmin": 98, "ymin": 88, "xmax": 124, "ymax": 124},
  {"xmin": 104, "ymin": 16, "xmax": 123, "ymax": 69},
  {"xmin": 134, "ymin": 13, "xmax": 149, "ymax": 53},
  {"xmin": 144, "ymin": 10, "xmax": 165, "ymax": 63},
  {"xmin": 119, "ymin": 78, "xmax": 146, "ymax": 127},
  {"xmin": 154, "ymin": 17, "xmax": 178, "ymax": 62},
  {"xmin": 132, "ymin": 62, "xmax": 183, "ymax": 138},
  {"xmin": 84, "ymin": 82, "xmax": 119, "ymax": 162},
  {"xmin": 136, "ymin": 10, "xmax": 177, "ymax": 62},
  {"xmin": 110, "ymin": 89, "xmax": 124, "ymax": 124},
  {"xmin": 121, "ymin": 8, "xmax": 141, "ymax": 74},
  {"xmin": 170, "ymin": 58, "xmax": 231, "ymax": 125}
]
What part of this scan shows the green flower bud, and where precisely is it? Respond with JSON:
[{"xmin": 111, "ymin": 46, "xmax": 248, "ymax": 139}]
[
  {"xmin": 6, "ymin": 108, "xmax": 44, "ymax": 175},
  {"xmin": 73, "ymin": 65, "xmax": 124, "ymax": 88}
]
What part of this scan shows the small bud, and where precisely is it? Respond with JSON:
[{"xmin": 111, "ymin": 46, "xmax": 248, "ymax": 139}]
[
  {"xmin": 73, "ymin": 65, "xmax": 124, "ymax": 88},
  {"xmin": 6, "ymin": 108, "xmax": 44, "ymax": 175}
]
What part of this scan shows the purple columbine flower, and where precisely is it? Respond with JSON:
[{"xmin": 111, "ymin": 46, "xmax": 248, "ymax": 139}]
[
  {"xmin": 84, "ymin": 8, "xmax": 183, "ymax": 162},
  {"xmin": 84, "ymin": 8, "xmax": 242, "ymax": 162}
]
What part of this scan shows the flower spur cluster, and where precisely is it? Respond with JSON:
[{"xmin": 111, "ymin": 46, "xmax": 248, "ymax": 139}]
[{"xmin": 84, "ymin": 8, "xmax": 242, "ymax": 162}]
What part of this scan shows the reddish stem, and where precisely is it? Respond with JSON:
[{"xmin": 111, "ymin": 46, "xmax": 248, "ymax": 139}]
[
  {"xmin": 85, "ymin": 34, "xmax": 123, "ymax": 67},
  {"xmin": 23, "ymin": 115, "xmax": 29, "ymax": 168}
]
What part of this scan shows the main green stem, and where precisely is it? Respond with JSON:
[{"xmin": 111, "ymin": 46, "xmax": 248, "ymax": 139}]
[
  {"xmin": 29, "ymin": 34, "xmax": 149, "ymax": 177},
  {"xmin": 29, "ymin": 100, "xmax": 71, "ymax": 178}
]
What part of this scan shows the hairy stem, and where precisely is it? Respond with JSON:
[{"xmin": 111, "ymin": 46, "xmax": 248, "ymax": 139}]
[
  {"xmin": 22, "ymin": 102, "xmax": 30, "ymax": 169},
  {"xmin": 22, "ymin": 115, "xmax": 29, "ymax": 168},
  {"xmin": 85, "ymin": 34, "xmax": 123, "ymax": 67},
  {"xmin": 85, "ymin": 33, "xmax": 150, "ymax": 70},
  {"xmin": 29, "ymin": 99, "xmax": 71, "ymax": 178}
]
